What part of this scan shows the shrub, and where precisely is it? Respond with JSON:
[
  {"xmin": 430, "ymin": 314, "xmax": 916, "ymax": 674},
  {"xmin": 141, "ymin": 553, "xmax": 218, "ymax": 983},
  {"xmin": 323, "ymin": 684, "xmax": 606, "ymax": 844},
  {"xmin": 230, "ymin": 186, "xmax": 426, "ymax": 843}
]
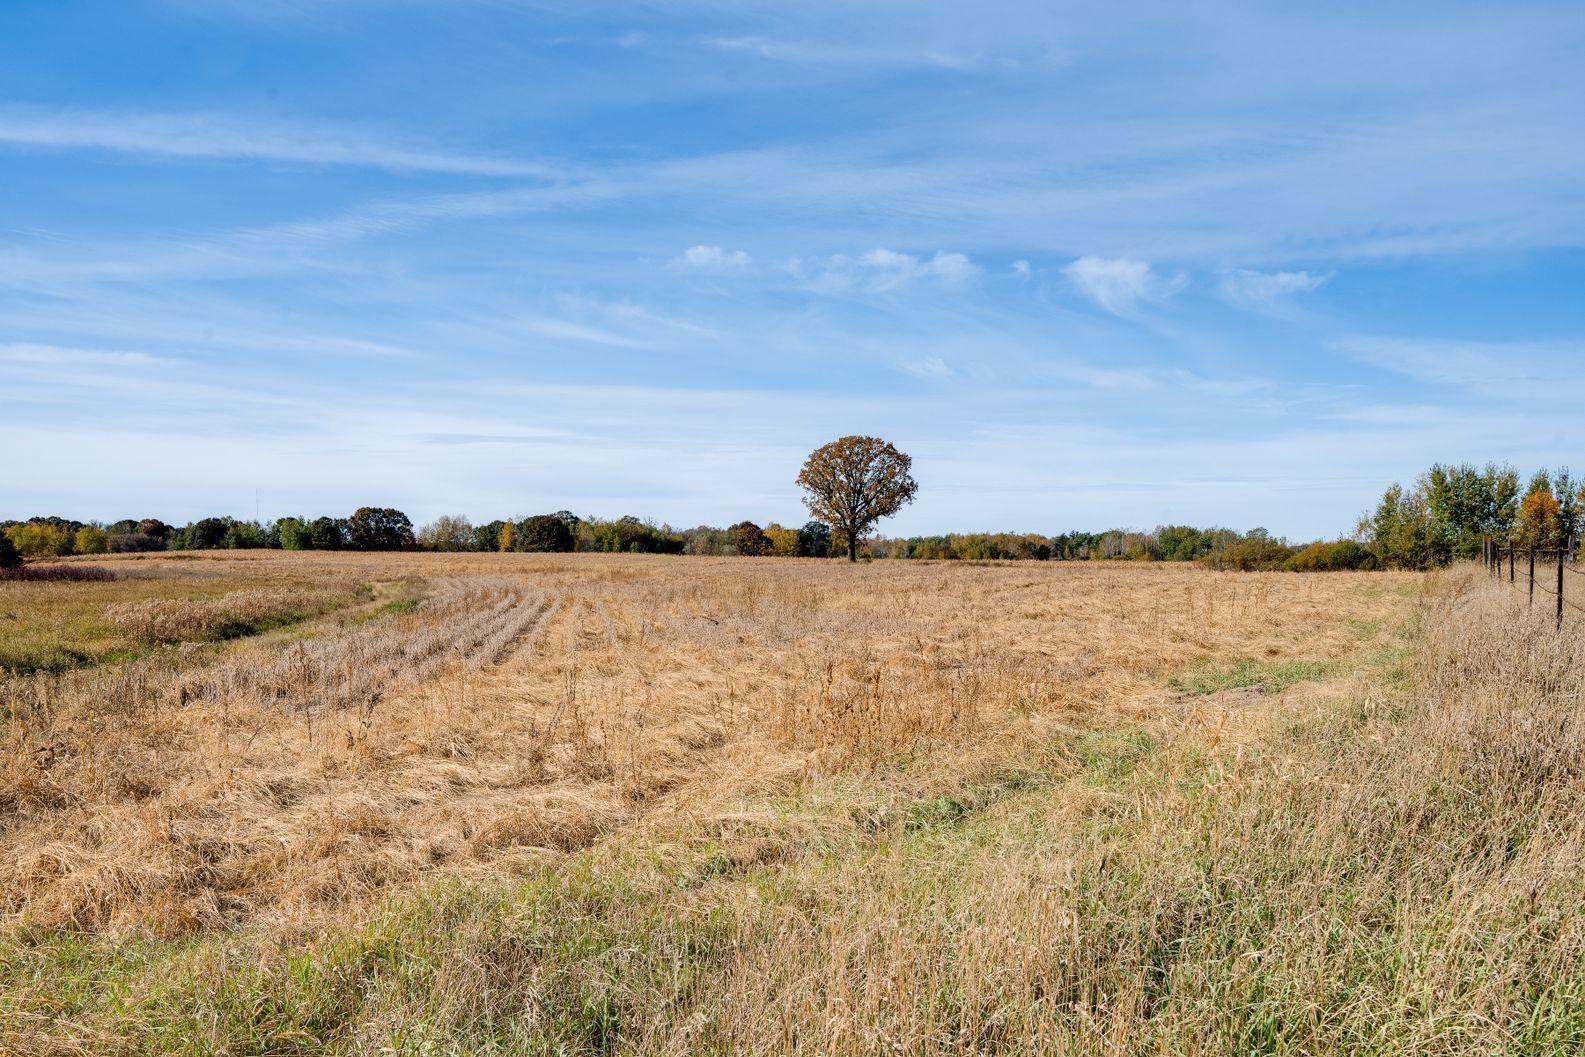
[
  {"xmin": 0, "ymin": 532, "xmax": 18, "ymax": 569},
  {"xmin": 108, "ymin": 532, "xmax": 167, "ymax": 553},
  {"xmin": 1201, "ymin": 529, "xmax": 1296, "ymax": 571},
  {"xmin": 1287, "ymin": 541, "xmax": 1375, "ymax": 573},
  {"xmin": 4, "ymin": 564, "xmax": 118, "ymax": 582},
  {"xmin": 1284, "ymin": 539, "xmax": 1377, "ymax": 572}
]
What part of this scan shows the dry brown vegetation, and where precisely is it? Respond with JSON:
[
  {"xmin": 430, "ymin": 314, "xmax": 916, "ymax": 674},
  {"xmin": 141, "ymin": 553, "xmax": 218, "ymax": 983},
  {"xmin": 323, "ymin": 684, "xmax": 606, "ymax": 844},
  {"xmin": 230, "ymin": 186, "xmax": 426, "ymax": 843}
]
[
  {"xmin": 6, "ymin": 552, "xmax": 1581, "ymax": 1054},
  {"xmin": 2, "ymin": 552, "xmax": 1406, "ymax": 938}
]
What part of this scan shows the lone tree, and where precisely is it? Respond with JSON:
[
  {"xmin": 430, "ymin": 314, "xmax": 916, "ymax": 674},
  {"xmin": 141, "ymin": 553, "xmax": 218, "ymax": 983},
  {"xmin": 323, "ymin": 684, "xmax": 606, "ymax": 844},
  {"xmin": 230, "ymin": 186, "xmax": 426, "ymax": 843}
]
[{"xmin": 797, "ymin": 435, "xmax": 918, "ymax": 561}]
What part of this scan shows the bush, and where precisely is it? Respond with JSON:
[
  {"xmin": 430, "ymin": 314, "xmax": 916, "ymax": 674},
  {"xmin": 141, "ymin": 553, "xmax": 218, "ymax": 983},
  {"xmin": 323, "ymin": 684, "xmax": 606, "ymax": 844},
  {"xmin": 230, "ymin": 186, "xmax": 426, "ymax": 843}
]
[
  {"xmin": 1200, "ymin": 529, "xmax": 1296, "ymax": 571},
  {"xmin": 4, "ymin": 564, "xmax": 118, "ymax": 582},
  {"xmin": 0, "ymin": 532, "xmax": 18, "ymax": 569},
  {"xmin": 1285, "ymin": 540, "xmax": 1377, "ymax": 572},
  {"xmin": 108, "ymin": 532, "xmax": 167, "ymax": 553}
]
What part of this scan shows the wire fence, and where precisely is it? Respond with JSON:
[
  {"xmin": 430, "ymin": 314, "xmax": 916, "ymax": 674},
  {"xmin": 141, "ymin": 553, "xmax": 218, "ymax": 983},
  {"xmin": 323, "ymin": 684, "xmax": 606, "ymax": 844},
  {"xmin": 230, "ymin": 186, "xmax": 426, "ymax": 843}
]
[{"xmin": 1483, "ymin": 535, "xmax": 1584, "ymax": 630}]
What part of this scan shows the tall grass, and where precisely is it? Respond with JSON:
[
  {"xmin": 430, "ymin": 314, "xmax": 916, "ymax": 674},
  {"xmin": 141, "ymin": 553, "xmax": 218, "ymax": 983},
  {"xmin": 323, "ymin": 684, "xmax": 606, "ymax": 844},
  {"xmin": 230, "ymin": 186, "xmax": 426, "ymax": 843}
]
[{"xmin": 14, "ymin": 556, "xmax": 1569, "ymax": 1054}]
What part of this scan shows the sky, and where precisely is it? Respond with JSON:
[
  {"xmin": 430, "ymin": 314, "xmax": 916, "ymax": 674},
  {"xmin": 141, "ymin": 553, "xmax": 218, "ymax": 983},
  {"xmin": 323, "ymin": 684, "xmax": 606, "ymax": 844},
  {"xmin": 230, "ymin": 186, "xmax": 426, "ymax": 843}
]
[{"xmin": 3, "ymin": 1, "xmax": 1584, "ymax": 538}]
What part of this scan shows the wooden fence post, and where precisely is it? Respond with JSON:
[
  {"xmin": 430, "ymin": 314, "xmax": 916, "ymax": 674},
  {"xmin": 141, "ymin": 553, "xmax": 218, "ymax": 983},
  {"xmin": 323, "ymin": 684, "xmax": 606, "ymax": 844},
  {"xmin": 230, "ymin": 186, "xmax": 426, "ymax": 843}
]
[
  {"xmin": 1560, "ymin": 549, "xmax": 1567, "ymax": 632},
  {"xmin": 1509, "ymin": 542, "xmax": 1516, "ymax": 584},
  {"xmin": 1529, "ymin": 548, "xmax": 1536, "ymax": 607}
]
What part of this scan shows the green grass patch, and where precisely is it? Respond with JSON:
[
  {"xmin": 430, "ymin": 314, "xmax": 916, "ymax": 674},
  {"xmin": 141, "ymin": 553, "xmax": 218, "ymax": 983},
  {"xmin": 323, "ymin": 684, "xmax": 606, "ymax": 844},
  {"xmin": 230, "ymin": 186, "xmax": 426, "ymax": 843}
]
[{"xmin": 1168, "ymin": 657, "xmax": 1337, "ymax": 696}]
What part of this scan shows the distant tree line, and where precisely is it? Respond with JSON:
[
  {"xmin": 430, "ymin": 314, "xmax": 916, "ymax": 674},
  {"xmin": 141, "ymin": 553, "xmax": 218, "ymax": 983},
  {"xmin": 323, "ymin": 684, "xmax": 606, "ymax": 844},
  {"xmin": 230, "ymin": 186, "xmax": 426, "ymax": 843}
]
[
  {"xmin": 0, "ymin": 509, "xmax": 836, "ymax": 559},
  {"xmin": 6, "ymin": 463, "xmax": 1578, "ymax": 570}
]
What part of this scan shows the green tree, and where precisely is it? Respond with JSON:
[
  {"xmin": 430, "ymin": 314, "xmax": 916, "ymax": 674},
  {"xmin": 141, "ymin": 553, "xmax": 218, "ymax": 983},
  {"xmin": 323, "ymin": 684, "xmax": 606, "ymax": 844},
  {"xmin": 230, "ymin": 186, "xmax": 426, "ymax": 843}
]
[
  {"xmin": 346, "ymin": 507, "xmax": 415, "ymax": 551},
  {"xmin": 473, "ymin": 520, "xmax": 505, "ymax": 553},
  {"xmin": 517, "ymin": 514, "xmax": 574, "ymax": 552},
  {"xmin": 306, "ymin": 516, "xmax": 347, "ymax": 550},
  {"xmin": 0, "ymin": 531, "xmax": 19, "ymax": 569},
  {"xmin": 729, "ymin": 520, "xmax": 771, "ymax": 556},
  {"xmin": 796, "ymin": 436, "xmax": 918, "ymax": 561},
  {"xmin": 796, "ymin": 521, "xmax": 832, "ymax": 558},
  {"xmin": 1367, "ymin": 483, "xmax": 1437, "ymax": 570},
  {"xmin": 175, "ymin": 518, "xmax": 229, "ymax": 550},
  {"xmin": 277, "ymin": 517, "xmax": 310, "ymax": 550},
  {"xmin": 224, "ymin": 521, "xmax": 268, "ymax": 549},
  {"xmin": 1552, "ymin": 468, "xmax": 1579, "ymax": 547}
]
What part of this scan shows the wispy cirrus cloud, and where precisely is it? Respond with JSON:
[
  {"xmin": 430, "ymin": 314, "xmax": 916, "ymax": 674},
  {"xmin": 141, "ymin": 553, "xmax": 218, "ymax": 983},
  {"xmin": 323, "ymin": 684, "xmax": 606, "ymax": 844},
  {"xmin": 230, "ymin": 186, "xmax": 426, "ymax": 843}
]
[
  {"xmin": 1219, "ymin": 269, "xmax": 1331, "ymax": 313},
  {"xmin": 794, "ymin": 248, "xmax": 978, "ymax": 293},
  {"xmin": 0, "ymin": 105, "xmax": 548, "ymax": 176},
  {"xmin": 1333, "ymin": 335, "xmax": 1583, "ymax": 389},
  {"xmin": 0, "ymin": 342, "xmax": 179, "ymax": 368},
  {"xmin": 1062, "ymin": 257, "xmax": 1185, "ymax": 315},
  {"xmin": 703, "ymin": 36, "xmax": 982, "ymax": 71}
]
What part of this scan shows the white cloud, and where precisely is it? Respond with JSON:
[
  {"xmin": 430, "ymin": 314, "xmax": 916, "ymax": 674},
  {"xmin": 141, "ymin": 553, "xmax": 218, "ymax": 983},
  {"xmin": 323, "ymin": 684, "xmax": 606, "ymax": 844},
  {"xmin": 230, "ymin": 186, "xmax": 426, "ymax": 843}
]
[
  {"xmin": 899, "ymin": 355, "xmax": 952, "ymax": 379},
  {"xmin": 0, "ymin": 342, "xmax": 177, "ymax": 368},
  {"xmin": 1062, "ymin": 257, "xmax": 1184, "ymax": 315},
  {"xmin": 668, "ymin": 244, "xmax": 751, "ymax": 269},
  {"xmin": 1334, "ymin": 335, "xmax": 1581, "ymax": 389},
  {"xmin": 1219, "ymin": 269, "xmax": 1331, "ymax": 312},
  {"xmin": 797, "ymin": 248, "xmax": 979, "ymax": 293},
  {"xmin": 0, "ymin": 105, "xmax": 546, "ymax": 177},
  {"xmin": 1012, "ymin": 260, "xmax": 1031, "ymax": 277},
  {"xmin": 703, "ymin": 36, "xmax": 979, "ymax": 71}
]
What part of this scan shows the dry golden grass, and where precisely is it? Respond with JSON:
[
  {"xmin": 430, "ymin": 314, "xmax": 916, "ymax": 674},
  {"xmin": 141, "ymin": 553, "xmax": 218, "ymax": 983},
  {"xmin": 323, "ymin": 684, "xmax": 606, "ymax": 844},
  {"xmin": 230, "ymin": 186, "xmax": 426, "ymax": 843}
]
[
  {"xmin": 1, "ymin": 552, "xmax": 1412, "ymax": 941},
  {"xmin": 56, "ymin": 553, "xmax": 1585, "ymax": 1055}
]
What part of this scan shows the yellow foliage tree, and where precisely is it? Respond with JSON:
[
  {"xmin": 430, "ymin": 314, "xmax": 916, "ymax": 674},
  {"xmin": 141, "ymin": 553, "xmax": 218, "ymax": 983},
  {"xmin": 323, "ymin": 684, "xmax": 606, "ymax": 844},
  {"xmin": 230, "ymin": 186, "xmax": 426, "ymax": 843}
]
[
  {"xmin": 796, "ymin": 435, "xmax": 918, "ymax": 561},
  {"xmin": 74, "ymin": 525, "xmax": 110, "ymax": 554},
  {"xmin": 1514, "ymin": 488, "xmax": 1563, "ymax": 549},
  {"xmin": 763, "ymin": 523, "xmax": 799, "ymax": 557}
]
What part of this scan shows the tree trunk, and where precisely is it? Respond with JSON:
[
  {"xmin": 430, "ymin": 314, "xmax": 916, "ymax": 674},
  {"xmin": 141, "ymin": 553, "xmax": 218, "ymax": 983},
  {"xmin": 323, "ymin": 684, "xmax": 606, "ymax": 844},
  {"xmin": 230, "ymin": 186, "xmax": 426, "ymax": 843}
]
[{"xmin": 847, "ymin": 532, "xmax": 858, "ymax": 562}]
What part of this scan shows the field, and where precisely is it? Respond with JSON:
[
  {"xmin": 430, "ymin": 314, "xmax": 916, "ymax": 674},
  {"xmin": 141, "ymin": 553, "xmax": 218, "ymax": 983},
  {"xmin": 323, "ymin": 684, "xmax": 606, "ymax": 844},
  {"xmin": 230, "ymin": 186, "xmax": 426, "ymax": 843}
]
[{"xmin": 3, "ymin": 552, "xmax": 1582, "ymax": 1054}]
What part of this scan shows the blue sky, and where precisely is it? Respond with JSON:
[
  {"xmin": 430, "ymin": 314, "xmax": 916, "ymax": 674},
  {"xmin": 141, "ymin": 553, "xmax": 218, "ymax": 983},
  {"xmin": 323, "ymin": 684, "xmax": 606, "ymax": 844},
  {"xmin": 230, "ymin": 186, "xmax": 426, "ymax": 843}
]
[{"xmin": 4, "ymin": 1, "xmax": 1583, "ymax": 538}]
